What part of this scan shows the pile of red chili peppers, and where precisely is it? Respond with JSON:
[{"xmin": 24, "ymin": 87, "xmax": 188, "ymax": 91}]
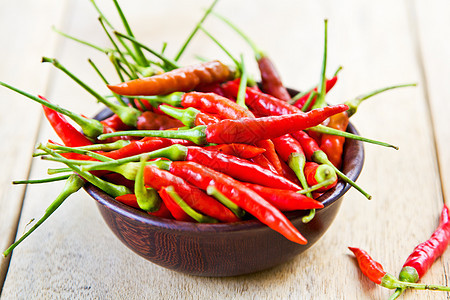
[{"xmin": 4, "ymin": 2, "xmax": 447, "ymax": 297}]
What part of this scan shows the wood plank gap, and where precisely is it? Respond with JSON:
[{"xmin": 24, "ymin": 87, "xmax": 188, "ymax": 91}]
[
  {"xmin": 0, "ymin": 0, "xmax": 76, "ymax": 295},
  {"xmin": 406, "ymin": 0, "xmax": 447, "ymax": 205}
]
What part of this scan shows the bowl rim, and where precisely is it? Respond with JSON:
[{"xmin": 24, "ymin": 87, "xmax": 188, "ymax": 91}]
[{"xmin": 85, "ymin": 102, "xmax": 365, "ymax": 234}]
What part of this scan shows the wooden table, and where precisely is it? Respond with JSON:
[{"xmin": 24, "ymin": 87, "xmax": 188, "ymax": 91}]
[{"xmin": 1, "ymin": 0, "xmax": 449, "ymax": 298}]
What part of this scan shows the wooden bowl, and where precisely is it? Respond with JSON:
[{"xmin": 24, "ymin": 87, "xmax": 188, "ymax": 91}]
[{"xmin": 85, "ymin": 95, "xmax": 364, "ymax": 277}]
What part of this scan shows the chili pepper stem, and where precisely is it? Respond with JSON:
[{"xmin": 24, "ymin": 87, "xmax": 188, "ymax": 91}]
[
  {"xmin": 312, "ymin": 19, "xmax": 328, "ymax": 110},
  {"xmin": 236, "ymin": 54, "xmax": 249, "ymax": 109},
  {"xmin": 312, "ymin": 150, "xmax": 371, "ymax": 199},
  {"xmin": 0, "ymin": 81, "xmax": 104, "ymax": 139},
  {"xmin": 309, "ymin": 125, "xmax": 399, "ymax": 149},
  {"xmin": 206, "ymin": 186, "xmax": 245, "ymax": 218},
  {"xmin": 388, "ymin": 288, "xmax": 405, "ymax": 300},
  {"xmin": 159, "ymin": 105, "xmax": 199, "ymax": 127},
  {"xmin": 165, "ymin": 186, "xmax": 219, "ymax": 223},
  {"xmin": 12, "ymin": 174, "xmax": 71, "ymax": 185},
  {"xmin": 135, "ymin": 155, "xmax": 161, "ymax": 212},
  {"xmin": 98, "ymin": 126, "xmax": 208, "ymax": 145},
  {"xmin": 3, "ymin": 174, "xmax": 84, "ymax": 257},
  {"xmin": 287, "ymin": 154, "xmax": 311, "ymax": 197},
  {"xmin": 41, "ymin": 57, "xmax": 141, "ymax": 127},
  {"xmin": 297, "ymin": 178, "xmax": 335, "ymax": 195},
  {"xmin": 381, "ymin": 273, "xmax": 450, "ymax": 291}
]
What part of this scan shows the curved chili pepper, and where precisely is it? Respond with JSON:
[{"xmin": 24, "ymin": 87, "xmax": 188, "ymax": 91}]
[
  {"xmin": 257, "ymin": 56, "xmax": 291, "ymax": 101},
  {"xmin": 159, "ymin": 105, "xmax": 221, "ymax": 127},
  {"xmin": 255, "ymin": 139, "xmax": 284, "ymax": 175},
  {"xmin": 390, "ymin": 205, "xmax": 450, "ymax": 299},
  {"xmin": 303, "ymin": 162, "xmax": 338, "ymax": 192},
  {"xmin": 101, "ymin": 113, "xmax": 131, "ymax": 131},
  {"xmin": 166, "ymin": 161, "xmax": 307, "ymax": 244},
  {"xmin": 99, "ymin": 104, "xmax": 349, "ymax": 145},
  {"xmin": 158, "ymin": 186, "xmax": 193, "ymax": 222},
  {"xmin": 349, "ymin": 247, "xmax": 450, "ymax": 293},
  {"xmin": 204, "ymin": 143, "xmax": 265, "ymax": 159},
  {"xmin": 250, "ymin": 154, "xmax": 279, "ymax": 174},
  {"xmin": 243, "ymin": 183, "xmax": 323, "ymax": 212},
  {"xmin": 108, "ymin": 60, "xmax": 235, "ymax": 96},
  {"xmin": 42, "ymin": 105, "xmax": 93, "ymax": 147}
]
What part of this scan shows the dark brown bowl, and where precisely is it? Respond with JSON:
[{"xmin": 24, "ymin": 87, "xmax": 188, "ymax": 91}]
[{"xmin": 85, "ymin": 92, "xmax": 364, "ymax": 277}]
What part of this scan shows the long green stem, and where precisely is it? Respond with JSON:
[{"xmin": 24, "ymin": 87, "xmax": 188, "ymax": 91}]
[
  {"xmin": 42, "ymin": 57, "xmax": 140, "ymax": 127},
  {"xmin": 308, "ymin": 125, "xmax": 399, "ymax": 149},
  {"xmin": 88, "ymin": 58, "xmax": 127, "ymax": 106},
  {"xmin": 200, "ymin": 26, "xmax": 240, "ymax": 68},
  {"xmin": 301, "ymin": 91, "xmax": 318, "ymax": 112},
  {"xmin": 3, "ymin": 174, "xmax": 84, "ymax": 257},
  {"xmin": 212, "ymin": 11, "xmax": 263, "ymax": 60},
  {"xmin": 135, "ymin": 155, "xmax": 160, "ymax": 212},
  {"xmin": 46, "ymin": 143, "xmax": 114, "ymax": 161},
  {"xmin": 0, "ymin": 81, "xmax": 103, "ymax": 138},
  {"xmin": 174, "ymin": 0, "xmax": 219, "ymax": 61},
  {"xmin": 312, "ymin": 19, "xmax": 328, "ymax": 110},
  {"xmin": 112, "ymin": 0, "xmax": 148, "ymax": 67},
  {"xmin": 346, "ymin": 83, "xmax": 417, "ymax": 117},
  {"xmin": 52, "ymin": 26, "xmax": 110, "ymax": 53},
  {"xmin": 12, "ymin": 174, "xmax": 71, "ymax": 185},
  {"xmin": 297, "ymin": 178, "xmax": 335, "ymax": 195},
  {"xmin": 115, "ymin": 31, "xmax": 179, "ymax": 71},
  {"xmin": 236, "ymin": 54, "xmax": 248, "ymax": 109}
]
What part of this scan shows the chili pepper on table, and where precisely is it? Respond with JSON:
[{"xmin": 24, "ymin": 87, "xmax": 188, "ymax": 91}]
[
  {"xmin": 98, "ymin": 104, "xmax": 349, "ymax": 145},
  {"xmin": 390, "ymin": 204, "xmax": 450, "ymax": 300},
  {"xmin": 163, "ymin": 161, "xmax": 307, "ymax": 245},
  {"xmin": 107, "ymin": 60, "xmax": 235, "ymax": 96},
  {"xmin": 348, "ymin": 247, "xmax": 450, "ymax": 293}
]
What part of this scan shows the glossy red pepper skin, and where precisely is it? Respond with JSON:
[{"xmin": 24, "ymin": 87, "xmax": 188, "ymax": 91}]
[
  {"xmin": 101, "ymin": 114, "xmax": 131, "ymax": 131},
  {"xmin": 258, "ymin": 56, "xmax": 291, "ymax": 102},
  {"xmin": 250, "ymin": 154, "xmax": 279, "ymax": 174},
  {"xmin": 137, "ymin": 110, "xmax": 184, "ymax": 130},
  {"xmin": 255, "ymin": 139, "xmax": 284, "ymax": 175},
  {"xmin": 168, "ymin": 161, "xmax": 307, "ymax": 244},
  {"xmin": 158, "ymin": 186, "xmax": 193, "ymax": 222},
  {"xmin": 182, "ymin": 92, "xmax": 254, "ymax": 119},
  {"xmin": 41, "ymin": 101, "xmax": 93, "ymax": 147},
  {"xmin": 108, "ymin": 60, "xmax": 235, "ymax": 96},
  {"xmin": 221, "ymin": 80, "xmax": 301, "ymax": 116},
  {"xmin": 348, "ymin": 247, "xmax": 387, "ymax": 285},
  {"xmin": 204, "ymin": 104, "xmax": 348, "ymax": 145},
  {"xmin": 116, "ymin": 193, "xmax": 172, "ymax": 218},
  {"xmin": 272, "ymin": 134, "xmax": 304, "ymax": 162},
  {"xmin": 400, "ymin": 205, "xmax": 450, "ymax": 280},
  {"xmin": 185, "ymin": 147, "xmax": 301, "ymax": 190},
  {"xmin": 204, "ymin": 143, "xmax": 265, "ymax": 159},
  {"xmin": 293, "ymin": 76, "xmax": 338, "ymax": 110},
  {"xmin": 243, "ymin": 183, "xmax": 323, "ymax": 211},
  {"xmin": 194, "ymin": 111, "xmax": 221, "ymax": 126},
  {"xmin": 320, "ymin": 111, "xmax": 349, "ymax": 169},
  {"xmin": 291, "ymin": 130, "xmax": 321, "ymax": 161},
  {"xmin": 142, "ymin": 165, "xmax": 238, "ymax": 223}
]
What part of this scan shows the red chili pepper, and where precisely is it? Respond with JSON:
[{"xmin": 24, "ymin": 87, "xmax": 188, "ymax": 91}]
[
  {"xmin": 185, "ymin": 146, "xmax": 301, "ymax": 190},
  {"xmin": 137, "ymin": 110, "xmax": 184, "ymax": 130},
  {"xmin": 142, "ymin": 165, "xmax": 239, "ymax": 223},
  {"xmin": 158, "ymin": 186, "xmax": 193, "ymax": 222},
  {"xmin": 348, "ymin": 247, "xmax": 387, "ymax": 285},
  {"xmin": 159, "ymin": 105, "xmax": 221, "ymax": 127},
  {"xmin": 108, "ymin": 60, "xmax": 235, "ymax": 96},
  {"xmin": 167, "ymin": 161, "xmax": 307, "ymax": 244},
  {"xmin": 243, "ymin": 183, "xmax": 323, "ymax": 212},
  {"xmin": 115, "ymin": 193, "xmax": 173, "ymax": 218},
  {"xmin": 41, "ymin": 104, "xmax": 93, "ymax": 147},
  {"xmin": 101, "ymin": 114, "xmax": 131, "ymax": 131},
  {"xmin": 293, "ymin": 76, "xmax": 338, "ymax": 110},
  {"xmin": 250, "ymin": 154, "xmax": 279, "ymax": 174},
  {"xmin": 255, "ymin": 139, "xmax": 284, "ymax": 175},
  {"xmin": 303, "ymin": 162, "xmax": 338, "ymax": 192},
  {"xmin": 221, "ymin": 80, "xmax": 301, "ymax": 116},
  {"xmin": 204, "ymin": 143, "xmax": 265, "ymax": 159},
  {"xmin": 400, "ymin": 205, "xmax": 450, "ymax": 281}
]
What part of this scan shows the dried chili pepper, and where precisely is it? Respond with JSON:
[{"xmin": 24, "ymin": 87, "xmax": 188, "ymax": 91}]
[
  {"xmin": 349, "ymin": 247, "xmax": 450, "ymax": 293},
  {"xmin": 108, "ymin": 60, "xmax": 235, "ymax": 96},
  {"xmin": 99, "ymin": 104, "xmax": 349, "ymax": 145},
  {"xmin": 164, "ymin": 161, "xmax": 307, "ymax": 244},
  {"xmin": 390, "ymin": 205, "xmax": 450, "ymax": 299}
]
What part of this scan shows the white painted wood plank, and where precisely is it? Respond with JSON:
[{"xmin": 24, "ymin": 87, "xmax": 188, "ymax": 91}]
[{"xmin": 1, "ymin": 0, "xmax": 447, "ymax": 299}]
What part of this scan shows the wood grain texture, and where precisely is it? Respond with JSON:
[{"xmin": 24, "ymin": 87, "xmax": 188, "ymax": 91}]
[
  {"xmin": 0, "ymin": 0, "xmax": 67, "ymax": 289},
  {"xmin": 0, "ymin": 0, "xmax": 448, "ymax": 299}
]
